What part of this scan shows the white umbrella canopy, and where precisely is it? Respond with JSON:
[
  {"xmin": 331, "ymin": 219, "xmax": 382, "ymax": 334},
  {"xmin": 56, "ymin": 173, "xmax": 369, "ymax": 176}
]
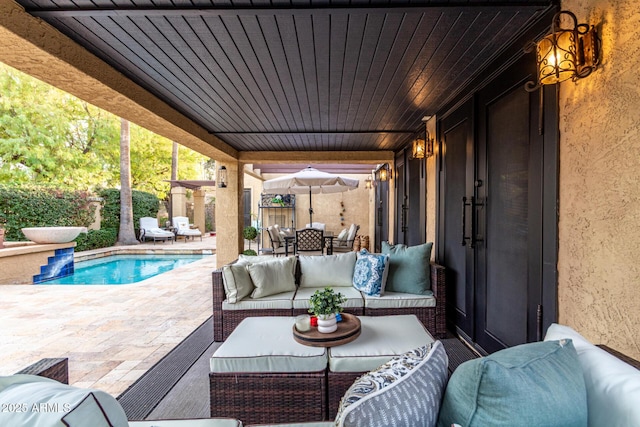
[{"xmin": 262, "ymin": 167, "xmax": 359, "ymax": 225}]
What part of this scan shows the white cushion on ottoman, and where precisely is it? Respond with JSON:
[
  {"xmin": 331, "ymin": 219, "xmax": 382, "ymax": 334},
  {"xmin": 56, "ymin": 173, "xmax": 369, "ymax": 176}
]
[
  {"xmin": 293, "ymin": 287, "xmax": 363, "ymax": 310},
  {"xmin": 210, "ymin": 317, "xmax": 327, "ymax": 373},
  {"xmin": 129, "ymin": 419, "xmax": 242, "ymax": 427},
  {"xmin": 328, "ymin": 315, "xmax": 434, "ymax": 372}
]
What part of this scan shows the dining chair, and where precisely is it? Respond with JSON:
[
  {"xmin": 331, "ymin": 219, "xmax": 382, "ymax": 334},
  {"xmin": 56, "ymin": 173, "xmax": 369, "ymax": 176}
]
[{"xmin": 295, "ymin": 228, "xmax": 324, "ymax": 255}]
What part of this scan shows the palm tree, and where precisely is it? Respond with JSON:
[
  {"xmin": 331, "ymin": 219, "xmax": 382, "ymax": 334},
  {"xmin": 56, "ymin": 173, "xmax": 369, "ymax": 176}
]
[{"xmin": 116, "ymin": 118, "xmax": 139, "ymax": 245}]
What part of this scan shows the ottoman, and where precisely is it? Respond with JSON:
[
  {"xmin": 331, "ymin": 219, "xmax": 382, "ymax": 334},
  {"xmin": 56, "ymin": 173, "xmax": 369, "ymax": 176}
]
[
  {"xmin": 130, "ymin": 419, "xmax": 242, "ymax": 427},
  {"xmin": 326, "ymin": 315, "xmax": 435, "ymax": 416},
  {"xmin": 209, "ymin": 317, "xmax": 328, "ymax": 425}
]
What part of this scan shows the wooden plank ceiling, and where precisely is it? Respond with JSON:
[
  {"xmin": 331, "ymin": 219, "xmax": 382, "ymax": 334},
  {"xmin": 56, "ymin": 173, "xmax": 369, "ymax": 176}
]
[{"xmin": 17, "ymin": 0, "xmax": 552, "ymax": 158}]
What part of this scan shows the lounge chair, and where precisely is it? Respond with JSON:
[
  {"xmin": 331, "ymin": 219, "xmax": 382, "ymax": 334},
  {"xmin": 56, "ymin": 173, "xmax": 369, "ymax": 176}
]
[
  {"xmin": 173, "ymin": 216, "xmax": 203, "ymax": 241},
  {"xmin": 139, "ymin": 217, "xmax": 174, "ymax": 244}
]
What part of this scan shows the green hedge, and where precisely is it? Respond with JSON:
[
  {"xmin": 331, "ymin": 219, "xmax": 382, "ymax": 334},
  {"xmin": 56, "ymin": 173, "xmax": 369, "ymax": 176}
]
[
  {"xmin": 74, "ymin": 228, "xmax": 118, "ymax": 251},
  {"xmin": 98, "ymin": 188, "xmax": 160, "ymax": 231},
  {"xmin": 0, "ymin": 185, "xmax": 94, "ymax": 240}
]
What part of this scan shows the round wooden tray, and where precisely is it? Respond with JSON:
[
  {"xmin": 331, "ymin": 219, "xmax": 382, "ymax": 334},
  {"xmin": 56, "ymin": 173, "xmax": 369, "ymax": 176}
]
[{"xmin": 292, "ymin": 313, "xmax": 361, "ymax": 347}]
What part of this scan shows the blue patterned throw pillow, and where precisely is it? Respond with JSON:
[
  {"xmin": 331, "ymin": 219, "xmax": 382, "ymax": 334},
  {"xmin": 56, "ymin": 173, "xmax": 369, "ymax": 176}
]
[
  {"xmin": 336, "ymin": 341, "xmax": 449, "ymax": 427},
  {"xmin": 352, "ymin": 249, "xmax": 389, "ymax": 297}
]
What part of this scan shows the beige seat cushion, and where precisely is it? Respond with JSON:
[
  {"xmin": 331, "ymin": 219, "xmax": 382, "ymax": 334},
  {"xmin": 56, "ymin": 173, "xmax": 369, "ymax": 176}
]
[
  {"xmin": 222, "ymin": 291, "xmax": 295, "ymax": 310},
  {"xmin": 293, "ymin": 286, "xmax": 363, "ymax": 310},
  {"xmin": 328, "ymin": 315, "xmax": 434, "ymax": 372},
  {"xmin": 210, "ymin": 317, "xmax": 327, "ymax": 373},
  {"xmin": 129, "ymin": 419, "xmax": 242, "ymax": 427},
  {"xmin": 363, "ymin": 291, "xmax": 436, "ymax": 309}
]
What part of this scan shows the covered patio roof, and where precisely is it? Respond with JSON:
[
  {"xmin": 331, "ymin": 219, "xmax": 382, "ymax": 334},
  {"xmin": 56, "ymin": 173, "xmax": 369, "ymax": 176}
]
[{"xmin": 2, "ymin": 0, "xmax": 554, "ymax": 167}]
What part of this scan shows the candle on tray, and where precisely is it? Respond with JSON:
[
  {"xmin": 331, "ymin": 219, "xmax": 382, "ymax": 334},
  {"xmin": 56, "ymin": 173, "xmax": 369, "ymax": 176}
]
[{"xmin": 295, "ymin": 314, "xmax": 311, "ymax": 332}]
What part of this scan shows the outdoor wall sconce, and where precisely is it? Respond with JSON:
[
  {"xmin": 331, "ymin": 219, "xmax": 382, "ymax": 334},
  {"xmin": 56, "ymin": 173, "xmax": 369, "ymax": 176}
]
[
  {"xmin": 378, "ymin": 164, "xmax": 392, "ymax": 182},
  {"xmin": 217, "ymin": 165, "xmax": 227, "ymax": 188},
  {"xmin": 525, "ymin": 10, "xmax": 599, "ymax": 91},
  {"xmin": 365, "ymin": 176, "xmax": 373, "ymax": 189},
  {"xmin": 411, "ymin": 136, "xmax": 426, "ymax": 160}
]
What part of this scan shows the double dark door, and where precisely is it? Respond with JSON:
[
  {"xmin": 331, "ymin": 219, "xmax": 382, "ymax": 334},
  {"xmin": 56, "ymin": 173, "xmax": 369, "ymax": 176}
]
[
  {"xmin": 395, "ymin": 151, "xmax": 426, "ymax": 246},
  {"xmin": 438, "ymin": 56, "xmax": 558, "ymax": 353}
]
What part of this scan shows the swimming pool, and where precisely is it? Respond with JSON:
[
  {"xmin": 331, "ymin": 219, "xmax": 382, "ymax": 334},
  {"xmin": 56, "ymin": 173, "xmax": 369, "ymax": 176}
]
[{"xmin": 42, "ymin": 254, "xmax": 210, "ymax": 285}]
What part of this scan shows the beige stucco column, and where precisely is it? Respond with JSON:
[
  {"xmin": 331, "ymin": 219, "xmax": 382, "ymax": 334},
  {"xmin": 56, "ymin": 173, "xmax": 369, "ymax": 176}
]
[
  {"xmin": 193, "ymin": 189, "xmax": 205, "ymax": 233},
  {"xmin": 215, "ymin": 161, "xmax": 244, "ymax": 268},
  {"xmin": 171, "ymin": 186, "xmax": 187, "ymax": 219}
]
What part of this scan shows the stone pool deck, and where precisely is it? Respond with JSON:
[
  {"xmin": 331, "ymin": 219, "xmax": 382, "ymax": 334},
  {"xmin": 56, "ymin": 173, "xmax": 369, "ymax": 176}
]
[{"xmin": 0, "ymin": 235, "xmax": 217, "ymax": 396}]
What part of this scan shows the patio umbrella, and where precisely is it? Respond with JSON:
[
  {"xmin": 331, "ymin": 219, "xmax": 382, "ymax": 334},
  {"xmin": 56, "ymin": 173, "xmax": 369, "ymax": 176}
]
[{"xmin": 262, "ymin": 167, "xmax": 359, "ymax": 225}]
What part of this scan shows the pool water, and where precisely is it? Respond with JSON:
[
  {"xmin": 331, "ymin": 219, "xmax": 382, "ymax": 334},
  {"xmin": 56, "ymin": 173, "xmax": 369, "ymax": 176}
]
[{"xmin": 42, "ymin": 254, "xmax": 209, "ymax": 285}]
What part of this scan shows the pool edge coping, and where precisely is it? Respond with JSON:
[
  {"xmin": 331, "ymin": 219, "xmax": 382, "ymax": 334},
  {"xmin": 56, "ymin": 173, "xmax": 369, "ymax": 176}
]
[{"xmin": 75, "ymin": 247, "xmax": 216, "ymax": 262}]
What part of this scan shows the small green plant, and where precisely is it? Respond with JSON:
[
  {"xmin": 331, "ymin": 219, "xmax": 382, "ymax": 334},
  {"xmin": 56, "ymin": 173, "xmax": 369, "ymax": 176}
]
[
  {"xmin": 308, "ymin": 287, "xmax": 347, "ymax": 316},
  {"xmin": 243, "ymin": 226, "xmax": 258, "ymax": 251},
  {"xmin": 242, "ymin": 249, "xmax": 257, "ymax": 256}
]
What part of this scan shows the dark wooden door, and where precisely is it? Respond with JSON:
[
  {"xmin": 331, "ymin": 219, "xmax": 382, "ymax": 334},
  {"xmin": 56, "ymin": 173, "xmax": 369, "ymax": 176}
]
[
  {"xmin": 439, "ymin": 99, "xmax": 475, "ymax": 340},
  {"xmin": 438, "ymin": 55, "xmax": 557, "ymax": 353},
  {"xmin": 474, "ymin": 63, "xmax": 544, "ymax": 352},
  {"xmin": 395, "ymin": 148, "xmax": 426, "ymax": 246},
  {"xmin": 374, "ymin": 178, "xmax": 389, "ymax": 253},
  {"xmin": 395, "ymin": 153, "xmax": 407, "ymax": 244},
  {"xmin": 243, "ymin": 189, "xmax": 251, "ymax": 228}
]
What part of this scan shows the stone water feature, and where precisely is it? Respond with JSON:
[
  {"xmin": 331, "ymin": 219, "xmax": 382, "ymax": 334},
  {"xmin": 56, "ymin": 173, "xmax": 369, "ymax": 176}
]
[{"xmin": 0, "ymin": 227, "xmax": 86, "ymax": 285}]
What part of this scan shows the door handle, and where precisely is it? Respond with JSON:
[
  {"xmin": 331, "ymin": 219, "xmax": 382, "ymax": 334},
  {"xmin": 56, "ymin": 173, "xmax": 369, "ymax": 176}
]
[
  {"xmin": 401, "ymin": 204, "xmax": 408, "ymax": 233},
  {"xmin": 462, "ymin": 196, "xmax": 484, "ymax": 248},
  {"xmin": 461, "ymin": 197, "xmax": 471, "ymax": 246}
]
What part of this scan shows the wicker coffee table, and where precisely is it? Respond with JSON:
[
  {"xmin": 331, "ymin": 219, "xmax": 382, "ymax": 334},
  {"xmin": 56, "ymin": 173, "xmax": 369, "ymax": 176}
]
[{"xmin": 292, "ymin": 313, "xmax": 361, "ymax": 347}]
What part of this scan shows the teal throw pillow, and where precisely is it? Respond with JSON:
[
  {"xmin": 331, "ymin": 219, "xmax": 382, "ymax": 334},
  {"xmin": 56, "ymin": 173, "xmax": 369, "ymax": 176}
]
[
  {"xmin": 437, "ymin": 339, "xmax": 587, "ymax": 427},
  {"xmin": 381, "ymin": 241, "xmax": 432, "ymax": 295},
  {"xmin": 352, "ymin": 249, "xmax": 389, "ymax": 297}
]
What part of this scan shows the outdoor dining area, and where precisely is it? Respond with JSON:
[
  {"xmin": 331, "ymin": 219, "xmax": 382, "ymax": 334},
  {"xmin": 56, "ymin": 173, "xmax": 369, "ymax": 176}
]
[{"xmin": 258, "ymin": 167, "xmax": 366, "ymax": 257}]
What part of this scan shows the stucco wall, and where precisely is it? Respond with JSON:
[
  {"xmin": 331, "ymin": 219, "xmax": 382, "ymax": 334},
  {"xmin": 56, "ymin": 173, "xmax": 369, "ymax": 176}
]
[{"xmin": 558, "ymin": 0, "xmax": 640, "ymax": 359}]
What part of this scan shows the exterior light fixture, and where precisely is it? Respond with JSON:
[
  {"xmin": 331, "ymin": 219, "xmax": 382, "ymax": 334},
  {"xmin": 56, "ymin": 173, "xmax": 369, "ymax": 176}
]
[
  {"xmin": 412, "ymin": 136, "xmax": 426, "ymax": 160},
  {"xmin": 217, "ymin": 165, "xmax": 228, "ymax": 188},
  {"xmin": 378, "ymin": 164, "xmax": 392, "ymax": 182},
  {"xmin": 525, "ymin": 10, "xmax": 599, "ymax": 91},
  {"xmin": 365, "ymin": 176, "xmax": 373, "ymax": 189}
]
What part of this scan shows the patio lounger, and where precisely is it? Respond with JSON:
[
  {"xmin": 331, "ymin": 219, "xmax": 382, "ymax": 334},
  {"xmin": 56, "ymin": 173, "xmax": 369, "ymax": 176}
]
[
  {"xmin": 139, "ymin": 217, "xmax": 174, "ymax": 244},
  {"xmin": 173, "ymin": 216, "xmax": 203, "ymax": 241}
]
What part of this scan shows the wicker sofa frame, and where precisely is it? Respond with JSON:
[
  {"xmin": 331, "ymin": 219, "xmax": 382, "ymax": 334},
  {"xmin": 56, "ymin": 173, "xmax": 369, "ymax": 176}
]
[
  {"xmin": 15, "ymin": 357, "xmax": 69, "ymax": 384},
  {"xmin": 209, "ymin": 370, "xmax": 328, "ymax": 424},
  {"xmin": 212, "ymin": 259, "xmax": 447, "ymax": 342}
]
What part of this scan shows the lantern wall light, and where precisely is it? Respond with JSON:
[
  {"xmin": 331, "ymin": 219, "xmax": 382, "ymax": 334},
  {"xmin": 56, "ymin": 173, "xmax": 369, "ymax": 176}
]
[
  {"xmin": 365, "ymin": 176, "xmax": 373, "ymax": 189},
  {"xmin": 525, "ymin": 10, "xmax": 599, "ymax": 91},
  {"xmin": 377, "ymin": 163, "xmax": 392, "ymax": 182},
  {"xmin": 217, "ymin": 165, "xmax": 228, "ymax": 188}
]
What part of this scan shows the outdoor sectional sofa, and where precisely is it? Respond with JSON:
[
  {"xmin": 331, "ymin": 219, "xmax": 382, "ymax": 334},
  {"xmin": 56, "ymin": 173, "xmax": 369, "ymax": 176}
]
[
  {"xmin": 211, "ymin": 244, "xmax": 445, "ymax": 342},
  {"xmin": 241, "ymin": 324, "xmax": 640, "ymax": 427}
]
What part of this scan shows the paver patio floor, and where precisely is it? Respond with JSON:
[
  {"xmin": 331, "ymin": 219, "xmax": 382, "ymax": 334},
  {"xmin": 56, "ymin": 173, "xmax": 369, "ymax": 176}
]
[{"xmin": 0, "ymin": 236, "xmax": 217, "ymax": 396}]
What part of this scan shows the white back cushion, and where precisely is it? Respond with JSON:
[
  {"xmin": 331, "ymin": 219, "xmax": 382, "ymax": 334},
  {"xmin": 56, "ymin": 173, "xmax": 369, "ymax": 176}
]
[
  {"xmin": 544, "ymin": 323, "xmax": 640, "ymax": 427},
  {"xmin": 299, "ymin": 252, "xmax": 357, "ymax": 288}
]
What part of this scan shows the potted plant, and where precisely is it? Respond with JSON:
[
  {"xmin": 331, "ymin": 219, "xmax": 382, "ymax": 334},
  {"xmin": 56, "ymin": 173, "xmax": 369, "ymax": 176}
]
[
  {"xmin": 308, "ymin": 287, "xmax": 347, "ymax": 333},
  {"xmin": 243, "ymin": 226, "xmax": 258, "ymax": 251}
]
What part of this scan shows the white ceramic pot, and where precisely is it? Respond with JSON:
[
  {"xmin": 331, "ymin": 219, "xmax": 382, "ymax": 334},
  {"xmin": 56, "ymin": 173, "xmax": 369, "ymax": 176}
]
[{"xmin": 317, "ymin": 313, "xmax": 337, "ymax": 333}]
